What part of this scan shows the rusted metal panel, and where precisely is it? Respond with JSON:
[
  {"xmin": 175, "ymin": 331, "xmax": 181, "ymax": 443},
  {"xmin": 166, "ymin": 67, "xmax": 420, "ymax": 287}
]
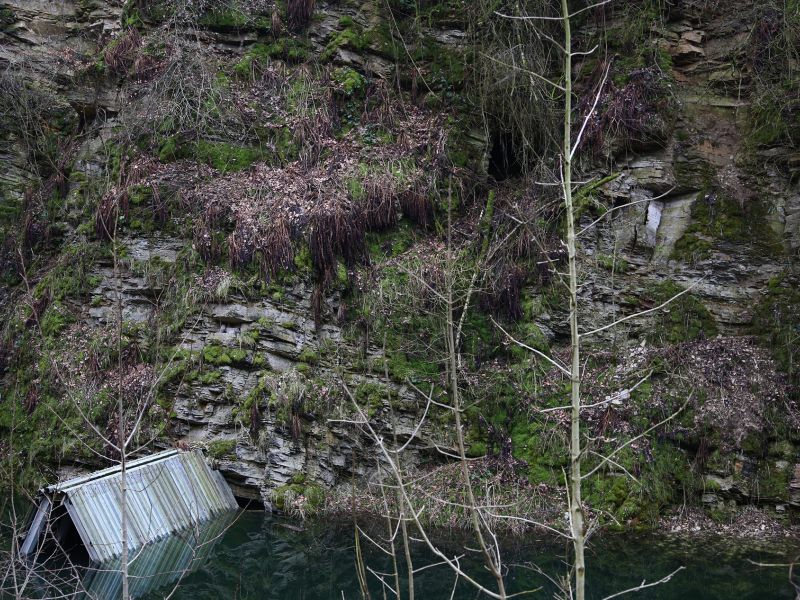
[{"xmin": 21, "ymin": 449, "xmax": 237, "ymax": 563}]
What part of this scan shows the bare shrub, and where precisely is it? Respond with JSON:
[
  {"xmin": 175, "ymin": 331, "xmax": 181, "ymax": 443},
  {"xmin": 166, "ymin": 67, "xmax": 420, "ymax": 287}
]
[
  {"xmin": 119, "ymin": 39, "xmax": 244, "ymax": 146},
  {"xmin": 96, "ymin": 187, "xmax": 129, "ymax": 241},
  {"xmin": 467, "ymin": 0, "xmax": 559, "ymax": 170},
  {"xmin": 577, "ymin": 63, "xmax": 670, "ymax": 155}
]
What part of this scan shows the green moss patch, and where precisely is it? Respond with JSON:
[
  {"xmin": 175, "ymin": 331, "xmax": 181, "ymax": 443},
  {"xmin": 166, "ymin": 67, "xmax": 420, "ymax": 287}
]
[
  {"xmin": 207, "ymin": 439, "xmax": 237, "ymax": 459},
  {"xmin": 202, "ymin": 343, "xmax": 248, "ymax": 366},
  {"xmin": 673, "ymin": 191, "xmax": 784, "ymax": 262},
  {"xmin": 234, "ymin": 37, "xmax": 309, "ymax": 76},
  {"xmin": 194, "ymin": 140, "xmax": 265, "ymax": 173},
  {"xmin": 0, "ymin": 7, "xmax": 16, "ymax": 29},
  {"xmin": 271, "ymin": 480, "xmax": 325, "ymax": 516},
  {"xmin": 331, "ymin": 66, "xmax": 365, "ymax": 96},
  {"xmin": 646, "ymin": 281, "xmax": 718, "ymax": 345}
]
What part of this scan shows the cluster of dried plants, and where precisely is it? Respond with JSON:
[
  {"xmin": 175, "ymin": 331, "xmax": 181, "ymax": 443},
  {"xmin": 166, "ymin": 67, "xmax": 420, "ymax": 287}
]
[
  {"xmin": 287, "ymin": 0, "xmax": 315, "ymax": 31},
  {"xmin": 576, "ymin": 63, "xmax": 671, "ymax": 156}
]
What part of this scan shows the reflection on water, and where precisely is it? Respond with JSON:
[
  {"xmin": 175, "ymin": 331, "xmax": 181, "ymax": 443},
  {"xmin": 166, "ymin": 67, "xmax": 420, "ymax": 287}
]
[
  {"xmin": 4, "ymin": 506, "xmax": 799, "ymax": 599},
  {"xmin": 81, "ymin": 513, "xmax": 235, "ymax": 600},
  {"xmin": 147, "ymin": 512, "xmax": 799, "ymax": 600}
]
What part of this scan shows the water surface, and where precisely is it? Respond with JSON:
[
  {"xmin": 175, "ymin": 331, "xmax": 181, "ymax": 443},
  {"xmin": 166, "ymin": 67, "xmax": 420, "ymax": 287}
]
[
  {"xmin": 141, "ymin": 511, "xmax": 799, "ymax": 600},
  {"xmin": 4, "ymin": 503, "xmax": 798, "ymax": 599}
]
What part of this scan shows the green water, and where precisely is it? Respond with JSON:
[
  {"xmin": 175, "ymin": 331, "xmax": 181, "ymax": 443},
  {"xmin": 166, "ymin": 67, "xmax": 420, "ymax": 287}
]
[
  {"xmin": 6, "ymin": 508, "xmax": 799, "ymax": 599},
  {"xmin": 141, "ymin": 512, "xmax": 797, "ymax": 600}
]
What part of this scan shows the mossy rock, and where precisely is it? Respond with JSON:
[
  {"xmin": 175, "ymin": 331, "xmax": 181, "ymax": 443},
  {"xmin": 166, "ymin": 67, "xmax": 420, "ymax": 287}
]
[
  {"xmin": 673, "ymin": 191, "xmax": 784, "ymax": 262},
  {"xmin": 271, "ymin": 481, "xmax": 325, "ymax": 515},
  {"xmin": 672, "ymin": 233, "xmax": 713, "ymax": 263},
  {"xmin": 207, "ymin": 439, "xmax": 237, "ymax": 459},
  {"xmin": 747, "ymin": 82, "xmax": 800, "ymax": 149},
  {"xmin": 331, "ymin": 67, "xmax": 366, "ymax": 96},
  {"xmin": 235, "ymin": 37, "xmax": 309, "ymax": 76},
  {"xmin": 0, "ymin": 7, "xmax": 16, "ymax": 30},
  {"xmin": 508, "ymin": 322, "xmax": 549, "ymax": 360},
  {"xmin": 298, "ymin": 347, "xmax": 319, "ymax": 365},
  {"xmin": 354, "ymin": 382, "xmax": 394, "ymax": 417},
  {"xmin": 752, "ymin": 275, "xmax": 800, "ymax": 390},
  {"xmin": 122, "ymin": 0, "xmax": 173, "ymax": 25},
  {"xmin": 203, "ymin": 343, "xmax": 233, "ymax": 366},
  {"xmin": 411, "ymin": 39, "xmax": 468, "ymax": 92},
  {"xmin": 199, "ymin": 9, "xmax": 246, "ymax": 29},
  {"xmin": 755, "ymin": 462, "xmax": 791, "ymax": 502},
  {"xmin": 596, "ymin": 253, "xmax": 629, "ymax": 273},
  {"xmin": 322, "ymin": 25, "xmax": 369, "ymax": 62},
  {"xmin": 645, "ymin": 281, "xmax": 718, "ymax": 345},
  {"xmin": 386, "ymin": 351, "xmax": 439, "ymax": 383}
]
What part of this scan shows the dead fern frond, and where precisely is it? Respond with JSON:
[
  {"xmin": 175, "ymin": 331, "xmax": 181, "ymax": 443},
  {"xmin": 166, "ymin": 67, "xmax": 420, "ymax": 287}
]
[
  {"xmin": 104, "ymin": 28, "xmax": 142, "ymax": 77},
  {"xmin": 399, "ymin": 179, "xmax": 433, "ymax": 229},
  {"xmin": 308, "ymin": 200, "xmax": 366, "ymax": 284},
  {"xmin": 287, "ymin": 0, "xmax": 315, "ymax": 31},
  {"xmin": 362, "ymin": 174, "xmax": 398, "ymax": 231},
  {"xmin": 258, "ymin": 217, "xmax": 294, "ymax": 278}
]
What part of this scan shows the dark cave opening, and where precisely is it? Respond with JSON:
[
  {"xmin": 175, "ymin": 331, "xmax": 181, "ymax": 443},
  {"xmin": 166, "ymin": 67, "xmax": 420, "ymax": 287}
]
[{"xmin": 488, "ymin": 130, "xmax": 523, "ymax": 181}]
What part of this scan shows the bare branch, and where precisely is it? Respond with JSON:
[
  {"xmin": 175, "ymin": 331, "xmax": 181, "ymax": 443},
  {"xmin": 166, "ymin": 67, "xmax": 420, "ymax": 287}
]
[
  {"xmin": 479, "ymin": 52, "xmax": 566, "ymax": 91},
  {"xmin": 570, "ymin": 62, "xmax": 611, "ymax": 160},
  {"xmin": 579, "ymin": 277, "xmax": 706, "ymax": 339},
  {"xmin": 582, "ymin": 396, "xmax": 691, "ymax": 480},
  {"xmin": 568, "ymin": 1, "xmax": 613, "ymax": 19},
  {"xmin": 491, "ymin": 317, "xmax": 572, "ymax": 377},
  {"xmin": 494, "ymin": 10, "xmax": 564, "ymax": 22},
  {"xmin": 601, "ymin": 567, "xmax": 686, "ymax": 600}
]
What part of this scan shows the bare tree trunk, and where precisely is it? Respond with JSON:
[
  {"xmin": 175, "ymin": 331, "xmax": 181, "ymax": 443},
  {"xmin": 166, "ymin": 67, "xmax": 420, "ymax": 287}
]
[
  {"xmin": 445, "ymin": 194, "xmax": 506, "ymax": 599},
  {"xmin": 398, "ymin": 497, "xmax": 414, "ymax": 600},
  {"xmin": 560, "ymin": 1, "xmax": 585, "ymax": 597},
  {"xmin": 113, "ymin": 236, "xmax": 130, "ymax": 600}
]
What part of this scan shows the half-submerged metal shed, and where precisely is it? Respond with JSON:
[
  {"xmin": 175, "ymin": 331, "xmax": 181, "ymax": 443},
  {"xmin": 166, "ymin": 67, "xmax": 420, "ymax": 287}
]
[{"xmin": 21, "ymin": 449, "xmax": 237, "ymax": 563}]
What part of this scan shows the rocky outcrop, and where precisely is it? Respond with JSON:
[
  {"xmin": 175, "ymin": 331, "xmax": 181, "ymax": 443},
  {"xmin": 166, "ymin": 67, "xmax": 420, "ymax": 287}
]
[
  {"xmin": 1, "ymin": 0, "xmax": 797, "ymax": 519},
  {"xmin": 83, "ymin": 235, "xmax": 441, "ymax": 504},
  {"xmin": 565, "ymin": 0, "xmax": 799, "ymax": 343}
]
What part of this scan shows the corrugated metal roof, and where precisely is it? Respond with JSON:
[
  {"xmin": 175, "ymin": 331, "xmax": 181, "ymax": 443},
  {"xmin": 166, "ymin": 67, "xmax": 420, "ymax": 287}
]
[{"xmin": 22, "ymin": 449, "xmax": 237, "ymax": 563}]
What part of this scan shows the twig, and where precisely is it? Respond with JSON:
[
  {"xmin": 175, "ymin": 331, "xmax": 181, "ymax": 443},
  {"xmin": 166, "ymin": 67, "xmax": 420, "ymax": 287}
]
[
  {"xmin": 601, "ymin": 567, "xmax": 685, "ymax": 599},
  {"xmin": 582, "ymin": 396, "xmax": 691, "ymax": 480},
  {"xmin": 579, "ymin": 278, "xmax": 706, "ymax": 339}
]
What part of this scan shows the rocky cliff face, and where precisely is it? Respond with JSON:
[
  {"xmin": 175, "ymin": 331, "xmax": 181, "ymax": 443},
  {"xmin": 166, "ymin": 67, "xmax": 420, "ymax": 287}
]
[
  {"xmin": 84, "ymin": 236, "xmax": 441, "ymax": 502},
  {"xmin": 1, "ymin": 0, "xmax": 798, "ymax": 525}
]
